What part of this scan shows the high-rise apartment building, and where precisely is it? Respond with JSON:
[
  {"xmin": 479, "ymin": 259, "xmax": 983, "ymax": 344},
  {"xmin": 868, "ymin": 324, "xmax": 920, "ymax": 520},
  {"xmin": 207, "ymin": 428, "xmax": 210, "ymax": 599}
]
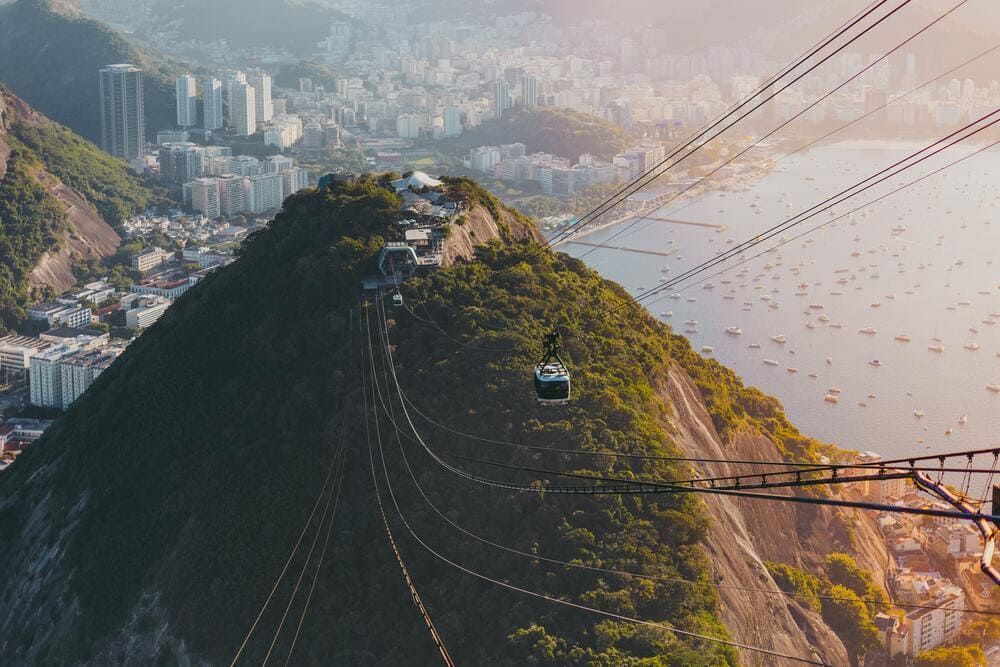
[
  {"xmin": 175, "ymin": 75, "xmax": 197, "ymax": 127},
  {"xmin": 249, "ymin": 173, "xmax": 284, "ymax": 214},
  {"xmin": 521, "ymin": 76, "xmax": 537, "ymax": 107},
  {"xmin": 228, "ymin": 82, "xmax": 257, "ymax": 136},
  {"xmin": 201, "ymin": 77, "xmax": 224, "ymax": 130},
  {"xmin": 442, "ymin": 107, "xmax": 462, "ymax": 137},
  {"xmin": 99, "ymin": 64, "xmax": 145, "ymax": 162},
  {"xmin": 158, "ymin": 142, "xmax": 205, "ymax": 184},
  {"xmin": 494, "ymin": 79, "xmax": 511, "ymax": 120},
  {"xmin": 246, "ymin": 71, "xmax": 273, "ymax": 125},
  {"xmin": 219, "ymin": 174, "xmax": 250, "ymax": 216},
  {"xmin": 190, "ymin": 177, "xmax": 221, "ymax": 218}
]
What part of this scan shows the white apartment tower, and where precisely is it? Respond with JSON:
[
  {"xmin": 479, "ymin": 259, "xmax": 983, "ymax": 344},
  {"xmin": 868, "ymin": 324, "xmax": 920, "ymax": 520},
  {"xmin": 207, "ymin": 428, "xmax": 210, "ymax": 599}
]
[
  {"xmin": 175, "ymin": 75, "xmax": 197, "ymax": 127},
  {"xmin": 99, "ymin": 64, "xmax": 145, "ymax": 161},
  {"xmin": 190, "ymin": 177, "xmax": 221, "ymax": 218},
  {"xmin": 219, "ymin": 175, "xmax": 250, "ymax": 216},
  {"xmin": 201, "ymin": 77, "xmax": 224, "ymax": 130},
  {"xmin": 228, "ymin": 82, "xmax": 257, "ymax": 136},
  {"xmin": 521, "ymin": 76, "xmax": 538, "ymax": 107},
  {"xmin": 246, "ymin": 71, "xmax": 273, "ymax": 125}
]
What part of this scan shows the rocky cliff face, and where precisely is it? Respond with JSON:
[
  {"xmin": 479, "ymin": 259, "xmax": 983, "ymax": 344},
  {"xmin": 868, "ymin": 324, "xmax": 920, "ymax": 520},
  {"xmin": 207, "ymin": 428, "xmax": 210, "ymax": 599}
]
[
  {"xmin": 661, "ymin": 364, "xmax": 891, "ymax": 664},
  {"xmin": 442, "ymin": 202, "xmax": 544, "ymax": 267},
  {"xmin": 0, "ymin": 88, "xmax": 121, "ymax": 295}
]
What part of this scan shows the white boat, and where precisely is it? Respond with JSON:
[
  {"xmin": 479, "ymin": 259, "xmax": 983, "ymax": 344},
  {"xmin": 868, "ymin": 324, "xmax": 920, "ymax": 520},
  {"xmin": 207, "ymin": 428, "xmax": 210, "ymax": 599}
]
[
  {"xmin": 964, "ymin": 343, "xmax": 980, "ymax": 351},
  {"xmin": 867, "ymin": 393, "xmax": 876, "ymax": 399},
  {"xmin": 928, "ymin": 344, "xmax": 944, "ymax": 352},
  {"xmin": 824, "ymin": 394, "xmax": 840, "ymax": 403},
  {"xmin": 725, "ymin": 327, "xmax": 743, "ymax": 335},
  {"xmin": 870, "ymin": 302, "xmax": 881, "ymax": 308},
  {"xmin": 701, "ymin": 346, "xmax": 714, "ymax": 354},
  {"xmin": 858, "ymin": 327, "xmax": 877, "ymax": 335},
  {"xmin": 685, "ymin": 319, "xmax": 698, "ymax": 326},
  {"xmin": 771, "ymin": 334, "xmax": 788, "ymax": 344},
  {"xmin": 787, "ymin": 367, "xmax": 798, "ymax": 373},
  {"xmin": 748, "ymin": 343, "xmax": 761, "ymax": 349},
  {"xmin": 987, "ymin": 384, "xmax": 1000, "ymax": 392},
  {"xmin": 660, "ymin": 311, "xmax": 673, "ymax": 318},
  {"xmin": 809, "ymin": 303, "xmax": 824, "ymax": 310},
  {"xmin": 686, "ymin": 297, "xmax": 697, "ymax": 303},
  {"xmin": 763, "ymin": 359, "xmax": 780, "ymax": 366},
  {"xmin": 826, "ymin": 356, "xmax": 833, "ymax": 364},
  {"xmin": 806, "ymin": 322, "xmax": 817, "ymax": 330},
  {"xmin": 868, "ymin": 359, "xmax": 882, "ymax": 367},
  {"xmin": 808, "ymin": 372, "xmax": 818, "ymax": 378},
  {"xmin": 829, "ymin": 323, "xmax": 843, "ymax": 329},
  {"xmin": 895, "ymin": 334, "xmax": 911, "ymax": 342},
  {"xmin": 945, "ymin": 427, "xmax": 953, "ymax": 436},
  {"xmin": 817, "ymin": 314, "xmax": 830, "ymax": 322},
  {"xmin": 914, "ymin": 409, "xmax": 925, "ymax": 417},
  {"xmin": 669, "ymin": 293, "xmax": 682, "ymax": 300},
  {"xmin": 828, "ymin": 387, "xmax": 842, "ymax": 394},
  {"xmin": 959, "ymin": 414, "xmax": 968, "ymax": 424}
]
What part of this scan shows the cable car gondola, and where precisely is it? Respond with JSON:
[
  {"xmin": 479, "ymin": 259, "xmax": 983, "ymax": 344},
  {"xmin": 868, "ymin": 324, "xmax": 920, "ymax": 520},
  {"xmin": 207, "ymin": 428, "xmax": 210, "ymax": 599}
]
[
  {"xmin": 392, "ymin": 291, "xmax": 404, "ymax": 307},
  {"xmin": 534, "ymin": 331, "xmax": 570, "ymax": 405}
]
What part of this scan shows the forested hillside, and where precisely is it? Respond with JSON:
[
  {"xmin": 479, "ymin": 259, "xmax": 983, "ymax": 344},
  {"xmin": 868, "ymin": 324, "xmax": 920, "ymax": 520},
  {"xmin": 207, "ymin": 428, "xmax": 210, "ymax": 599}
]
[
  {"xmin": 438, "ymin": 107, "xmax": 629, "ymax": 162},
  {"xmin": 0, "ymin": 175, "xmax": 848, "ymax": 664},
  {"xmin": 0, "ymin": 86, "xmax": 156, "ymax": 329},
  {"xmin": 0, "ymin": 0, "xmax": 179, "ymax": 142}
]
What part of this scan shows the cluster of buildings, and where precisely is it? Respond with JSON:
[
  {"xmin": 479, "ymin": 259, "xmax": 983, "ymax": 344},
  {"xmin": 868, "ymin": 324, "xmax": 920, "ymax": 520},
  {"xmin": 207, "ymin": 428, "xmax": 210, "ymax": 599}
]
[
  {"xmin": 467, "ymin": 141, "xmax": 670, "ymax": 197},
  {"xmin": 849, "ymin": 451, "xmax": 990, "ymax": 659},
  {"xmin": 0, "ymin": 418, "xmax": 53, "ymax": 469}
]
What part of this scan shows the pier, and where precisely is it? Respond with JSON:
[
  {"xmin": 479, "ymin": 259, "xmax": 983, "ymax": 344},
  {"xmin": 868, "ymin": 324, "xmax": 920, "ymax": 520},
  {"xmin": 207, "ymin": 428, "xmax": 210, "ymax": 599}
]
[{"xmin": 563, "ymin": 242, "xmax": 678, "ymax": 257}]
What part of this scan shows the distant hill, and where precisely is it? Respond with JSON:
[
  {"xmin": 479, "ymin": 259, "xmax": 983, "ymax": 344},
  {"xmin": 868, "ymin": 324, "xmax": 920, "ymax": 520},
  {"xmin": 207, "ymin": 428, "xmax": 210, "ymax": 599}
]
[
  {"xmin": 0, "ymin": 85, "xmax": 157, "ymax": 329},
  {"xmin": 438, "ymin": 107, "xmax": 629, "ymax": 162},
  {"xmin": 0, "ymin": 0, "xmax": 180, "ymax": 143}
]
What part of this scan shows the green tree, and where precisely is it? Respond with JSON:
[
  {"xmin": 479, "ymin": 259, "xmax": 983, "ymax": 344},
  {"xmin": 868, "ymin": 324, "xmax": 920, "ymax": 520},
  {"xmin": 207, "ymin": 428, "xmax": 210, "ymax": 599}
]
[
  {"xmin": 915, "ymin": 645, "xmax": 986, "ymax": 667},
  {"xmin": 820, "ymin": 585, "xmax": 880, "ymax": 665}
]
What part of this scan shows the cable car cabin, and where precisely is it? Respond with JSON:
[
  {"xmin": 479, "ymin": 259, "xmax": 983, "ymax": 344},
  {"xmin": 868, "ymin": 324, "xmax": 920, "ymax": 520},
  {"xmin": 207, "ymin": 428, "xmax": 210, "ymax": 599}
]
[
  {"xmin": 534, "ymin": 360, "xmax": 570, "ymax": 405},
  {"xmin": 392, "ymin": 291, "xmax": 404, "ymax": 307},
  {"xmin": 534, "ymin": 331, "xmax": 570, "ymax": 405}
]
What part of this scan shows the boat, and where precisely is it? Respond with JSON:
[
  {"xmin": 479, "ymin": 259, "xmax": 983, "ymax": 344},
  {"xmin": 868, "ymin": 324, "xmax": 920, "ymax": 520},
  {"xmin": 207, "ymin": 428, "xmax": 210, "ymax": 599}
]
[
  {"xmin": 870, "ymin": 302, "xmax": 881, "ymax": 308},
  {"xmin": 857, "ymin": 402, "xmax": 867, "ymax": 407},
  {"xmin": 660, "ymin": 311, "xmax": 673, "ymax": 318},
  {"xmin": 894, "ymin": 334, "xmax": 911, "ymax": 342},
  {"xmin": 763, "ymin": 359, "xmax": 780, "ymax": 366},
  {"xmin": 987, "ymin": 384, "xmax": 1000, "ymax": 392},
  {"xmin": 684, "ymin": 327, "xmax": 698, "ymax": 334},
  {"xmin": 828, "ymin": 387, "xmax": 842, "ymax": 394},
  {"xmin": 959, "ymin": 414, "xmax": 968, "ymax": 424},
  {"xmin": 685, "ymin": 319, "xmax": 698, "ymax": 326},
  {"xmin": 964, "ymin": 343, "xmax": 980, "ymax": 351},
  {"xmin": 928, "ymin": 344, "xmax": 944, "ymax": 352},
  {"xmin": 686, "ymin": 297, "xmax": 697, "ymax": 303},
  {"xmin": 771, "ymin": 334, "xmax": 788, "ymax": 344},
  {"xmin": 787, "ymin": 367, "xmax": 798, "ymax": 373},
  {"xmin": 701, "ymin": 346, "xmax": 714, "ymax": 354},
  {"xmin": 868, "ymin": 359, "xmax": 882, "ymax": 367},
  {"xmin": 914, "ymin": 409, "xmax": 925, "ymax": 417},
  {"xmin": 669, "ymin": 293, "xmax": 682, "ymax": 300},
  {"xmin": 958, "ymin": 300, "xmax": 972, "ymax": 306},
  {"xmin": 829, "ymin": 323, "xmax": 843, "ymax": 329},
  {"xmin": 725, "ymin": 326, "xmax": 743, "ymax": 335},
  {"xmin": 858, "ymin": 327, "xmax": 877, "ymax": 335},
  {"xmin": 824, "ymin": 394, "xmax": 840, "ymax": 403},
  {"xmin": 806, "ymin": 322, "xmax": 817, "ymax": 330},
  {"xmin": 826, "ymin": 356, "xmax": 833, "ymax": 364},
  {"xmin": 945, "ymin": 428, "xmax": 953, "ymax": 436},
  {"xmin": 809, "ymin": 304, "xmax": 824, "ymax": 310},
  {"xmin": 748, "ymin": 343, "xmax": 761, "ymax": 349},
  {"xmin": 867, "ymin": 393, "xmax": 876, "ymax": 399},
  {"xmin": 808, "ymin": 372, "xmax": 818, "ymax": 378}
]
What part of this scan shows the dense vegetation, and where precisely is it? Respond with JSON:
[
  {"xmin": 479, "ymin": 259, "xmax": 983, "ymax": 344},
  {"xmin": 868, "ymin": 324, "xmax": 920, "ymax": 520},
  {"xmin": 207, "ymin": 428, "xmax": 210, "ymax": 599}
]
[
  {"xmin": 0, "ymin": 175, "xmax": 843, "ymax": 663},
  {"xmin": 0, "ymin": 143, "xmax": 66, "ymax": 331},
  {"xmin": 437, "ymin": 107, "xmax": 629, "ymax": 162},
  {"xmin": 766, "ymin": 554, "xmax": 885, "ymax": 665},
  {"xmin": 10, "ymin": 118, "xmax": 158, "ymax": 227},
  {"xmin": 0, "ymin": 0, "xmax": 179, "ymax": 141}
]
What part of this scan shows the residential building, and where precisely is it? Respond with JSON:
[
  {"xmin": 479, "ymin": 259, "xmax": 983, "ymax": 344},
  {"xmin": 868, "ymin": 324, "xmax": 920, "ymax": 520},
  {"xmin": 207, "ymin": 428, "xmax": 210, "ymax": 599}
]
[
  {"xmin": 39, "ymin": 327, "xmax": 109, "ymax": 349},
  {"xmin": 181, "ymin": 247, "xmax": 229, "ymax": 268},
  {"xmin": 249, "ymin": 173, "xmax": 284, "ymax": 213},
  {"xmin": 190, "ymin": 177, "xmax": 221, "ymax": 218},
  {"xmin": 156, "ymin": 129, "xmax": 189, "ymax": 144},
  {"xmin": 442, "ymin": 107, "xmax": 462, "ymax": 137},
  {"xmin": 0, "ymin": 335, "xmax": 51, "ymax": 376},
  {"xmin": 246, "ymin": 71, "xmax": 273, "ymax": 125},
  {"xmin": 521, "ymin": 75, "xmax": 538, "ymax": 107},
  {"xmin": 901, "ymin": 592, "xmax": 965, "ymax": 656},
  {"xmin": 219, "ymin": 174, "xmax": 250, "ymax": 216},
  {"xmin": 175, "ymin": 75, "xmax": 197, "ymax": 127},
  {"xmin": 25, "ymin": 302, "xmax": 91, "ymax": 329},
  {"xmin": 229, "ymin": 155, "xmax": 262, "ymax": 177},
  {"xmin": 131, "ymin": 246, "xmax": 169, "ymax": 272},
  {"xmin": 281, "ymin": 168, "xmax": 308, "ymax": 198},
  {"xmin": 470, "ymin": 145, "xmax": 501, "ymax": 173},
  {"xmin": 57, "ymin": 347, "xmax": 122, "ymax": 409},
  {"xmin": 201, "ymin": 77, "xmax": 224, "ymax": 130},
  {"xmin": 264, "ymin": 155, "xmax": 295, "ymax": 173},
  {"xmin": 124, "ymin": 295, "xmax": 172, "ymax": 329},
  {"xmin": 229, "ymin": 82, "xmax": 257, "ymax": 136},
  {"xmin": 396, "ymin": 113, "xmax": 421, "ymax": 139},
  {"xmin": 494, "ymin": 79, "xmax": 511, "ymax": 119},
  {"xmin": 130, "ymin": 278, "xmax": 192, "ymax": 299},
  {"xmin": 158, "ymin": 142, "xmax": 205, "ymax": 184},
  {"xmin": 99, "ymin": 64, "xmax": 145, "ymax": 162},
  {"xmin": 29, "ymin": 345, "xmax": 76, "ymax": 408}
]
